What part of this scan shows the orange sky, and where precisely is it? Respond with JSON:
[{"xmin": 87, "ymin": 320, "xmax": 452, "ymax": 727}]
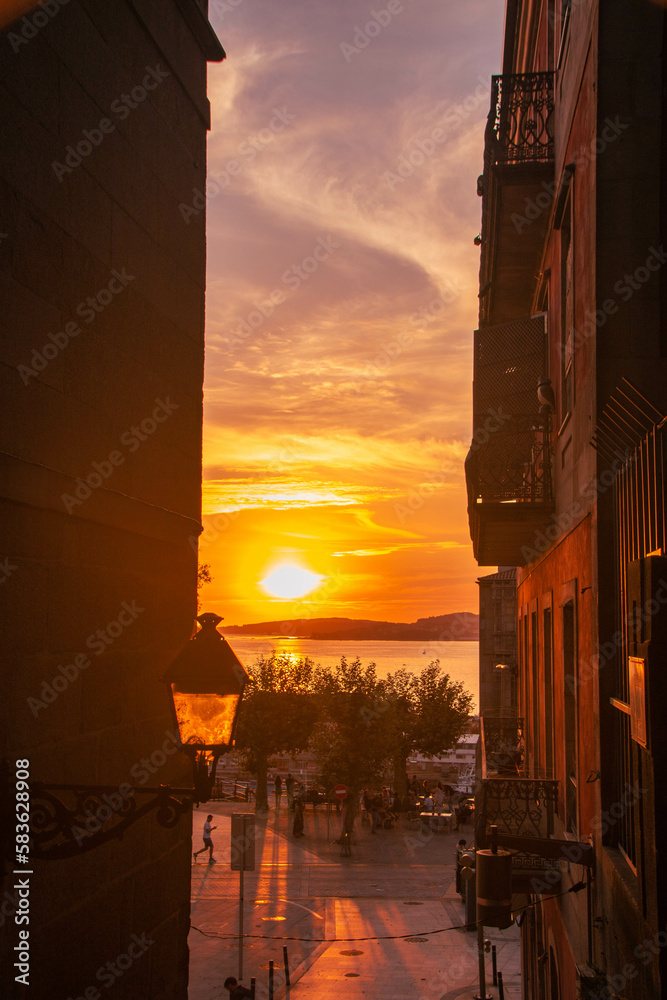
[{"xmin": 197, "ymin": 1, "xmax": 503, "ymax": 625}]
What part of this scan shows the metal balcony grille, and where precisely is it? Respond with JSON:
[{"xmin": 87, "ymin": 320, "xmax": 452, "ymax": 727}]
[
  {"xmin": 474, "ymin": 316, "xmax": 546, "ymax": 416},
  {"xmin": 469, "ymin": 315, "xmax": 552, "ymax": 503},
  {"xmin": 487, "ymin": 72, "xmax": 555, "ymax": 167},
  {"xmin": 477, "ymin": 716, "xmax": 559, "ymax": 875}
]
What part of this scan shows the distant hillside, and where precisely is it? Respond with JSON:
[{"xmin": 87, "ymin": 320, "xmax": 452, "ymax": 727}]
[{"xmin": 225, "ymin": 612, "xmax": 478, "ymax": 641}]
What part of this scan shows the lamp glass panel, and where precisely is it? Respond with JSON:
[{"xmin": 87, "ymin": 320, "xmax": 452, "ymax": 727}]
[{"xmin": 171, "ymin": 687, "xmax": 240, "ymax": 747}]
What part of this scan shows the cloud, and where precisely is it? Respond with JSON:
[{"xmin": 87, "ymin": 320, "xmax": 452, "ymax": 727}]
[
  {"xmin": 202, "ymin": 477, "xmax": 402, "ymax": 513},
  {"xmin": 198, "ymin": 0, "xmax": 504, "ymax": 621}
]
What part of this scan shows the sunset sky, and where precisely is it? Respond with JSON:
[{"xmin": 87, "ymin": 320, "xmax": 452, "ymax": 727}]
[{"xmin": 197, "ymin": 0, "xmax": 503, "ymax": 625}]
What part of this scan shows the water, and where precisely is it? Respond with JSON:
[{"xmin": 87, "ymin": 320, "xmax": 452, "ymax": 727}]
[{"xmin": 226, "ymin": 636, "xmax": 479, "ymax": 710}]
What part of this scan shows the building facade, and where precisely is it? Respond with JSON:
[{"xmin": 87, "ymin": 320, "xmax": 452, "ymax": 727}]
[
  {"xmin": 0, "ymin": 2, "xmax": 223, "ymax": 996},
  {"xmin": 468, "ymin": 2, "xmax": 666, "ymax": 998}
]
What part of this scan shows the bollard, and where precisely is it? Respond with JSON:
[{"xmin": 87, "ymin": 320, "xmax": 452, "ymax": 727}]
[
  {"xmin": 498, "ymin": 970, "xmax": 505, "ymax": 1000},
  {"xmin": 269, "ymin": 960, "xmax": 274, "ymax": 1000},
  {"xmin": 283, "ymin": 945, "xmax": 290, "ymax": 987},
  {"xmin": 492, "ymin": 944, "xmax": 497, "ymax": 986},
  {"xmin": 465, "ymin": 867, "xmax": 476, "ymax": 931},
  {"xmin": 250, "ymin": 977, "xmax": 256, "ymax": 999}
]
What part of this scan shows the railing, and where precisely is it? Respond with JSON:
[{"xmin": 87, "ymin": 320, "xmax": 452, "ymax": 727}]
[
  {"xmin": 210, "ymin": 778, "xmax": 253, "ymax": 801},
  {"xmin": 477, "ymin": 716, "xmax": 559, "ymax": 854},
  {"xmin": 480, "ymin": 714, "xmax": 524, "ymax": 778},
  {"xmin": 467, "ymin": 413, "xmax": 553, "ymax": 505},
  {"xmin": 486, "ymin": 72, "xmax": 554, "ymax": 167},
  {"xmin": 469, "ymin": 313, "xmax": 552, "ymax": 505}
]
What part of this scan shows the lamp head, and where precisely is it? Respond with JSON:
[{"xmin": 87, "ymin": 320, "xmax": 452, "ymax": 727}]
[{"xmin": 162, "ymin": 613, "xmax": 249, "ymax": 752}]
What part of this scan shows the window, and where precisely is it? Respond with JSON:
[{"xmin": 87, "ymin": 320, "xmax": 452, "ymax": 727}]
[
  {"xmin": 543, "ymin": 605, "xmax": 555, "ymax": 775},
  {"xmin": 531, "ymin": 609, "xmax": 540, "ymax": 775},
  {"xmin": 562, "ymin": 599, "xmax": 578, "ymax": 834},
  {"xmin": 549, "ymin": 946, "xmax": 560, "ymax": 1000},
  {"xmin": 523, "ymin": 612, "xmax": 530, "ymax": 723},
  {"xmin": 560, "ymin": 192, "xmax": 574, "ymax": 420}
]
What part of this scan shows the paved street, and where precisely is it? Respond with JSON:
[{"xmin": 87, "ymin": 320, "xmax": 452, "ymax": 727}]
[{"xmin": 188, "ymin": 800, "xmax": 521, "ymax": 1000}]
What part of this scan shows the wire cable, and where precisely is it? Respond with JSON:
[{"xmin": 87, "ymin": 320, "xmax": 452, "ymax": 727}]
[{"xmin": 190, "ymin": 878, "xmax": 588, "ymax": 942}]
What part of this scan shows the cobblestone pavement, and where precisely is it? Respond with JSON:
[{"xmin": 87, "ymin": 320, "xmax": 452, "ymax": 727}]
[{"xmin": 188, "ymin": 801, "xmax": 521, "ymax": 1000}]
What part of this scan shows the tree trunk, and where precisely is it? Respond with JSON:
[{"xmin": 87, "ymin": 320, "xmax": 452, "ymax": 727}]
[
  {"xmin": 393, "ymin": 752, "xmax": 408, "ymax": 802},
  {"xmin": 343, "ymin": 789, "xmax": 358, "ymax": 834},
  {"xmin": 255, "ymin": 753, "xmax": 269, "ymax": 810}
]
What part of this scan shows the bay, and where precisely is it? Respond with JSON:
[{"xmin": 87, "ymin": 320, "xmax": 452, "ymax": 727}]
[{"xmin": 225, "ymin": 635, "xmax": 479, "ymax": 711}]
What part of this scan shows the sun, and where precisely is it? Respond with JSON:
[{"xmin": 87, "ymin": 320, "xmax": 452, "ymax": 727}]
[{"xmin": 260, "ymin": 563, "xmax": 323, "ymax": 599}]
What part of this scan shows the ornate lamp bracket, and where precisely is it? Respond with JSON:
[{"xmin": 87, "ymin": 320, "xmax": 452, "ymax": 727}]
[{"xmin": 3, "ymin": 748, "xmax": 226, "ymax": 864}]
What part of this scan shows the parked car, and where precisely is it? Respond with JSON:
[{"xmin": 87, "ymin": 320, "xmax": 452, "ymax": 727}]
[{"xmin": 304, "ymin": 788, "xmax": 328, "ymax": 808}]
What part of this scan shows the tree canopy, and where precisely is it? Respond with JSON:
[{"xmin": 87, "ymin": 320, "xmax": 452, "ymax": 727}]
[
  {"xmin": 233, "ymin": 655, "xmax": 474, "ymax": 826},
  {"xmin": 379, "ymin": 661, "xmax": 474, "ymax": 796},
  {"xmin": 234, "ymin": 653, "xmax": 319, "ymax": 809},
  {"xmin": 310, "ymin": 657, "xmax": 392, "ymax": 833}
]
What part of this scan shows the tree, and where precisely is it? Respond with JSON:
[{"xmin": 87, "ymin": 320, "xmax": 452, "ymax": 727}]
[
  {"xmin": 234, "ymin": 654, "xmax": 319, "ymax": 810},
  {"xmin": 380, "ymin": 661, "xmax": 474, "ymax": 798},
  {"xmin": 196, "ymin": 563, "xmax": 212, "ymax": 612},
  {"xmin": 310, "ymin": 657, "xmax": 392, "ymax": 835}
]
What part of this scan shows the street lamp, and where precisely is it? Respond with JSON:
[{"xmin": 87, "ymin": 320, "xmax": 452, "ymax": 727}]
[
  {"xmin": 162, "ymin": 612, "xmax": 249, "ymax": 800},
  {"xmin": 17, "ymin": 613, "xmax": 248, "ymax": 861},
  {"xmin": 164, "ymin": 612, "xmax": 246, "ymax": 751}
]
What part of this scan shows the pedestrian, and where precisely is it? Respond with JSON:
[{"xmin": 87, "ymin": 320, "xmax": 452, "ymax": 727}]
[
  {"xmin": 433, "ymin": 782, "xmax": 445, "ymax": 814},
  {"xmin": 223, "ymin": 975, "xmax": 253, "ymax": 998},
  {"xmin": 274, "ymin": 773, "xmax": 282, "ymax": 808},
  {"xmin": 371, "ymin": 792, "xmax": 382, "ymax": 833},
  {"xmin": 193, "ymin": 814, "xmax": 217, "ymax": 864},
  {"xmin": 285, "ymin": 772, "xmax": 295, "ymax": 811},
  {"xmin": 292, "ymin": 792, "xmax": 305, "ymax": 837},
  {"xmin": 362, "ymin": 788, "xmax": 372, "ymax": 825}
]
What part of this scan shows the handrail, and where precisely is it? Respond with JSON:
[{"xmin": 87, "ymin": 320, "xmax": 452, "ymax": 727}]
[{"xmin": 488, "ymin": 72, "xmax": 555, "ymax": 166}]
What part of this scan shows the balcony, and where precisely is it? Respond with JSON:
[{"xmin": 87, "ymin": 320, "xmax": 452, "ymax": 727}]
[
  {"xmin": 466, "ymin": 411, "xmax": 555, "ymax": 565},
  {"xmin": 476, "ymin": 715, "xmax": 561, "ymax": 893},
  {"xmin": 466, "ymin": 314, "xmax": 554, "ymax": 565},
  {"xmin": 478, "ymin": 72, "xmax": 554, "ymax": 327}
]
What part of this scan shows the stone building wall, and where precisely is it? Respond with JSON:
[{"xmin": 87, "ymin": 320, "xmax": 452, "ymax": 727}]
[{"xmin": 0, "ymin": 3, "xmax": 223, "ymax": 996}]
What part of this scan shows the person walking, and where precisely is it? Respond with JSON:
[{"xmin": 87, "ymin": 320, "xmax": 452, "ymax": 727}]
[
  {"xmin": 274, "ymin": 773, "xmax": 283, "ymax": 808},
  {"xmin": 285, "ymin": 772, "xmax": 295, "ymax": 811},
  {"xmin": 223, "ymin": 975, "xmax": 253, "ymax": 998},
  {"xmin": 193, "ymin": 814, "xmax": 217, "ymax": 863}
]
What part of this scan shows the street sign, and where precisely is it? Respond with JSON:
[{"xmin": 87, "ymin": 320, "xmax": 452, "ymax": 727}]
[{"xmin": 333, "ymin": 784, "xmax": 348, "ymax": 800}]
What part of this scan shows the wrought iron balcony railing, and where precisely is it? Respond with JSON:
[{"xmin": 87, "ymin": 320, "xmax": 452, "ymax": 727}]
[
  {"xmin": 468, "ymin": 314, "xmax": 553, "ymax": 510},
  {"xmin": 479, "ymin": 714, "xmax": 525, "ymax": 779},
  {"xmin": 477, "ymin": 74, "xmax": 554, "ymax": 327},
  {"xmin": 476, "ymin": 717, "xmax": 593, "ymax": 889},
  {"xmin": 467, "ymin": 412, "xmax": 553, "ymax": 505},
  {"xmin": 485, "ymin": 72, "xmax": 554, "ymax": 168},
  {"xmin": 477, "ymin": 716, "xmax": 560, "ymax": 882}
]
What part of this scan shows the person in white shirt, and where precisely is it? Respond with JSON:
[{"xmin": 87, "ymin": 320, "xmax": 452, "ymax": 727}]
[
  {"xmin": 194, "ymin": 814, "xmax": 217, "ymax": 863},
  {"xmin": 433, "ymin": 783, "xmax": 445, "ymax": 814}
]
